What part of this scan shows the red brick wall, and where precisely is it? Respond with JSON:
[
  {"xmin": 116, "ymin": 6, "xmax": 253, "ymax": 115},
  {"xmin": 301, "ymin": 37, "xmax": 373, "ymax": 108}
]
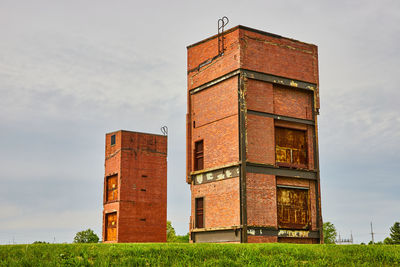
[
  {"xmin": 246, "ymin": 173, "xmax": 277, "ymax": 227},
  {"xmin": 248, "ymin": 236, "xmax": 278, "ymax": 243},
  {"xmin": 187, "ymin": 30, "xmax": 240, "ymax": 90},
  {"xmin": 105, "ymin": 131, "xmax": 122, "ymax": 157},
  {"xmin": 191, "ymin": 77, "xmax": 238, "ymax": 127},
  {"xmin": 191, "ymin": 77, "xmax": 239, "ymax": 170},
  {"xmin": 239, "ymin": 29, "xmax": 318, "ymax": 85},
  {"xmin": 191, "ymin": 178, "xmax": 240, "ymax": 229},
  {"xmin": 103, "ymin": 131, "xmax": 167, "ymax": 243},
  {"xmin": 246, "ymin": 115, "xmax": 275, "ymax": 165},
  {"xmin": 273, "ymin": 85, "xmax": 313, "ymax": 120},
  {"xmin": 246, "ymin": 79, "xmax": 274, "ymax": 113}
]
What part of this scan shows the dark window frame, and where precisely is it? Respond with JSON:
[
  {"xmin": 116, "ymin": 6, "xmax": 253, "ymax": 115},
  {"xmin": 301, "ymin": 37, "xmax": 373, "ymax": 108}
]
[
  {"xmin": 111, "ymin": 134, "xmax": 116, "ymax": 146},
  {"xmin": 195, "ymin": 197, "xmax": 204, "ymax": 228},
  {"xmin": 194, "ymin": 140, "xmax": 204, "ymax": 171}
]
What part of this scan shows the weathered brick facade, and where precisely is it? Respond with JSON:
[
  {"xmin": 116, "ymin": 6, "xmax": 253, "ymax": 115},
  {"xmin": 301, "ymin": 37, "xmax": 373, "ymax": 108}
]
[
  {"xmin": 187, "ymin": 26, "xmax": 322, "ymax": 243},
  {"xmin": 103, "ymin": 130, "xmax": 167, "ymax": 243}
]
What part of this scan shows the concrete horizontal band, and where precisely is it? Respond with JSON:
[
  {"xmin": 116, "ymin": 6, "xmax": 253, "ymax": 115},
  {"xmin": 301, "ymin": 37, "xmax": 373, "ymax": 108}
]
[
  {"xmin": 247, "ymin": 110, "xmax": 315, "ymax": 125},
  {"xmin": 246, "ymin": 163, "xmax": 317, "ymax": 180},
  {"xmin": 247, "ymin": 227, "xmax": 319, "ymax": 239},
  {"xmin": 192, "ymin": 229, "xmax": 241, "ymax": 243},
  {"xmin": 192, "ymin": 165, "xmax": 240, "ymax": 185},
  {"xmin": 189, "ymin": 68, "xmax": 316, "ymax": 95},
  {"xmin": 276, "ymin": 185, "xmax": 309, "ymax": 190},
  {"xmin": 191, "ymin": 225, "xmax": 242, "ymax": 233},
  {"xmin": 242, "ymin": 69, "xmax": 316, "ymax": 91}
]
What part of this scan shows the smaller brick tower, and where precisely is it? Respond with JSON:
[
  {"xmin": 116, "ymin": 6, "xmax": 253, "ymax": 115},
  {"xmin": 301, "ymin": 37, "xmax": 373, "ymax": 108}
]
[{"xmin": 102, "ymin": 130, "xmax": 167, "ymax": 243}]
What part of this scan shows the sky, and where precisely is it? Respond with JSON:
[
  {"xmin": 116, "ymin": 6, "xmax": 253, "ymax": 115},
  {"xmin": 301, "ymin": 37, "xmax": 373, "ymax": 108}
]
[{"xmin": 0, "ymin": 0, "xmax": 399, "ymax": 244}]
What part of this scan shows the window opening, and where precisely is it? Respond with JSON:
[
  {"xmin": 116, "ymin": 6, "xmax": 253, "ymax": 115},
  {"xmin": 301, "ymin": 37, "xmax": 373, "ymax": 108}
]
[
  {"xmin": 111, "ymin": 134, "xmax": 116, "ymax": 146},
  {"xmin": 277, "ymin": 187, "xmax": 310, "ymax": 229},
  {"xmin": 275, "ymin": 127, "xmax": 307, "ymax": 167},
  {"xmin": 195, "ymin": 197, "xmax": 204, "ymax": 228},
  {"xmin": 105, "ymin": 212, "xmax": 117, "ymax": 241},
  {"xmin": 106, "ymin": 175, "xmax": 118, "ymax": 202},
  {"xmin": 194, "ymin": 140, "xmax": 204, "ymax": 171}
]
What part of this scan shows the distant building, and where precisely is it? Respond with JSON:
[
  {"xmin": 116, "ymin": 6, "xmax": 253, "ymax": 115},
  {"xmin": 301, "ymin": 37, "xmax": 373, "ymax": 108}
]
[
  {"xmin": 102, "ymin": 130, "xmax": 167, "ymax": 242},
  {"xmin": 186, "ymin": 25, "xmax": 322, "ymax": 243}
]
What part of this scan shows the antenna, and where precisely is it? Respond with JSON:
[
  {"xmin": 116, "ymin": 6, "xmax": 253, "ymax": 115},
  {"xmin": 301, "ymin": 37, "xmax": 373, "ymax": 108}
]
[
  {"xmin": 161, "ymin": 126, "xmax": 168, "ymax": 136},
  {"xmin": 218, "ymin": 16, "xmax": 229, "ymax": 55}
]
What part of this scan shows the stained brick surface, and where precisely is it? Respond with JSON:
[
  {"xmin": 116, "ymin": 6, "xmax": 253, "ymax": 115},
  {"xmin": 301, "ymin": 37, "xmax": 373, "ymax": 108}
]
[
  {"xmin": 103, "ymin": 130, "xmax": 167, "ymax": 243},
  {"xmin": 246, "ymin": 115, "xmax": 275, "ymax": 165},
  {"xmin": 246, "ymin": 173, "xmax": 277, "ymax": 227},
  {"xmin": 273, "ymin": 85, "xmax": 313, "ymax": 120},
  {"xmin": 191, "ymin": 178, "xmax": 240, "ymax": 229}
]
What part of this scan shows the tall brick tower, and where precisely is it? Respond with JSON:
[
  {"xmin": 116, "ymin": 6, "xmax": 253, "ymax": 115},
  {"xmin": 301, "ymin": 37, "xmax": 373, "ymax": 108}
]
[
  {"xmin": 187, "ymin": 26, "xmax": 322, "ymax": 243},
  {"xmin": 103, "ymin": 130, "xmax": 167, "ymax": 243}
]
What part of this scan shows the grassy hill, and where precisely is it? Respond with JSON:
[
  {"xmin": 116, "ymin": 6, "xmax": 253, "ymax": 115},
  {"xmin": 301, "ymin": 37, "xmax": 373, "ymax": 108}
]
[{"xmin": 1, "ymin": 243, "xmax": 399, "ymax": 266}]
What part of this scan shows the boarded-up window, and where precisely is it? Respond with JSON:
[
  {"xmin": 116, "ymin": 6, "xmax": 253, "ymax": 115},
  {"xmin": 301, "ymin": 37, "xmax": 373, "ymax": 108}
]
[
  {"xmin": 277, "ymin": 187, "xmax": 309, "ymax": 229},
  {"xmin": 105, "ymin": 212, "xmax": 117, "ymax": 241},
  {"xmin": 195, "ymin": 197, "xmax": 204, "ymax": 228},
  {"xmin": 194, "ymin": 140, "xmax": 204, "ymax": 171},
  {"xmin": 106, "ymin": 175, "xmax": 118, "ymax": 202},
  {"xmin": 275, "ymin": 127, "xmax": 307, "ymax": 167}
]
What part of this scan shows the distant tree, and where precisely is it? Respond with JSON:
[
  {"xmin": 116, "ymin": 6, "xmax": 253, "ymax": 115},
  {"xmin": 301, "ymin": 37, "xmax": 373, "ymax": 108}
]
[
  {"xmin": 167, "ymin": 221, "xmax": 177, "ymax": 242},
  {"xmin": 389, "ymin": 222, "xmax": 400, "ymax": 244},
  {"xmin": 174, "ymin": 233, "xmax": 189, "ymax": 243},
  {"xmin": 32, "ymin": 241, "xmax": 49, "ymax": 244},
  {"xmin": 73, "ymin": 229, "xmax": 99, "ymax": 243},
  {"xmin": 167, "ymin": 221, "xmax": 189, "ymax": 243},
  {"xmin": 384, "ymin": 237, "xmax": 393, "ymax": 245},
  {"xmin": 323, "ymin": 222, "xmax": 337, "ymax": 244}
]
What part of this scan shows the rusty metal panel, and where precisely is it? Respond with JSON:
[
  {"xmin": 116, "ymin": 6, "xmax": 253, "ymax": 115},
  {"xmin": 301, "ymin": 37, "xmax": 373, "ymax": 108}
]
[
  {"xmin": 106, "ymin": 175, "xmax": 118, "ymax": 202},
  {"xmin": 275, "ymin": 127, "xmax": 307, "ymax": 167},
  {"xmin": 195, "ymin": 198, "xmax": 204, "ymax": 228},
  {"xmin": 277, "ymin": 187, "xmax": 310, "ymax": 229},
  {"xmin": 105, "ymin": 212, "xmax": 117, "ymax": 241}
]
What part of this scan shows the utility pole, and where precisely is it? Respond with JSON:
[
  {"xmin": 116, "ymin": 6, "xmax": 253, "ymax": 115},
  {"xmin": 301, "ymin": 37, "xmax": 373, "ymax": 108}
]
[
  {"xmin": 370, "ymin": 222, "xmax": 375, "ymax": 244},
  {"xmin": 350, "ymin": 231, "xmax": 353, "ymax": 244}
]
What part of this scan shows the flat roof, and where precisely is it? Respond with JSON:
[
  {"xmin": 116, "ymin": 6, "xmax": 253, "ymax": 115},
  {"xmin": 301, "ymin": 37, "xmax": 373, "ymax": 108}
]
[
  {"xmin": 106, "ymin": 129, "xmax": 166, "ymax": 137},
  {"xmin": 187, "ymin": 25, "xmax": 315, "ymax": 49}
]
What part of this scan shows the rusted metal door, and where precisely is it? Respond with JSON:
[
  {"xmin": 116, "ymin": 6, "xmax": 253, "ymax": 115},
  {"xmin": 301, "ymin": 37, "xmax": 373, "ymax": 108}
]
[
  {"xmin": 195, "ymin": 198, "xmax": 204, "ymax": 228},
  {"xmin": 194, "ymin": 140, "xmax": 204, "ymax": 171},
  {"xmin": 105, "ymin": 212, "xmax": 117, "ymax": 241},
  {"xmin": 106, "ymin": 175, "xmax": 118, "ymax": 202},
  {"xmin": 277, "ymin": 187, "xmax": 309, "ymax": 229},
  {"xmin": 275, "ymin": 127, "xmax": 307, "ymax": 167}
]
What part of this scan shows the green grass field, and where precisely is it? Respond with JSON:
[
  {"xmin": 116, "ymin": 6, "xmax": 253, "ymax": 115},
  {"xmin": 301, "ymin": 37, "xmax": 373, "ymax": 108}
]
[{"xmin": 1, "ymin": 243, "xmax": 399, "ymax": 266}]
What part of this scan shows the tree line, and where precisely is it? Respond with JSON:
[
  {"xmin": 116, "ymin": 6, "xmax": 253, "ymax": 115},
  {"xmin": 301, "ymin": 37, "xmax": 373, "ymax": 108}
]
[{"xmin": 323, "ymin": 221, "xmax": 400, "ymax": 245}]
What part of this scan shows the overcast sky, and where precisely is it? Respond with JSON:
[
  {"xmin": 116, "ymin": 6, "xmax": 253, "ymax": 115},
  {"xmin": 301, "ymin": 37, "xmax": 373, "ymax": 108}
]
[{"xmin": 1, "ymin": 0, "xmax": 399, "ymax": 244}]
